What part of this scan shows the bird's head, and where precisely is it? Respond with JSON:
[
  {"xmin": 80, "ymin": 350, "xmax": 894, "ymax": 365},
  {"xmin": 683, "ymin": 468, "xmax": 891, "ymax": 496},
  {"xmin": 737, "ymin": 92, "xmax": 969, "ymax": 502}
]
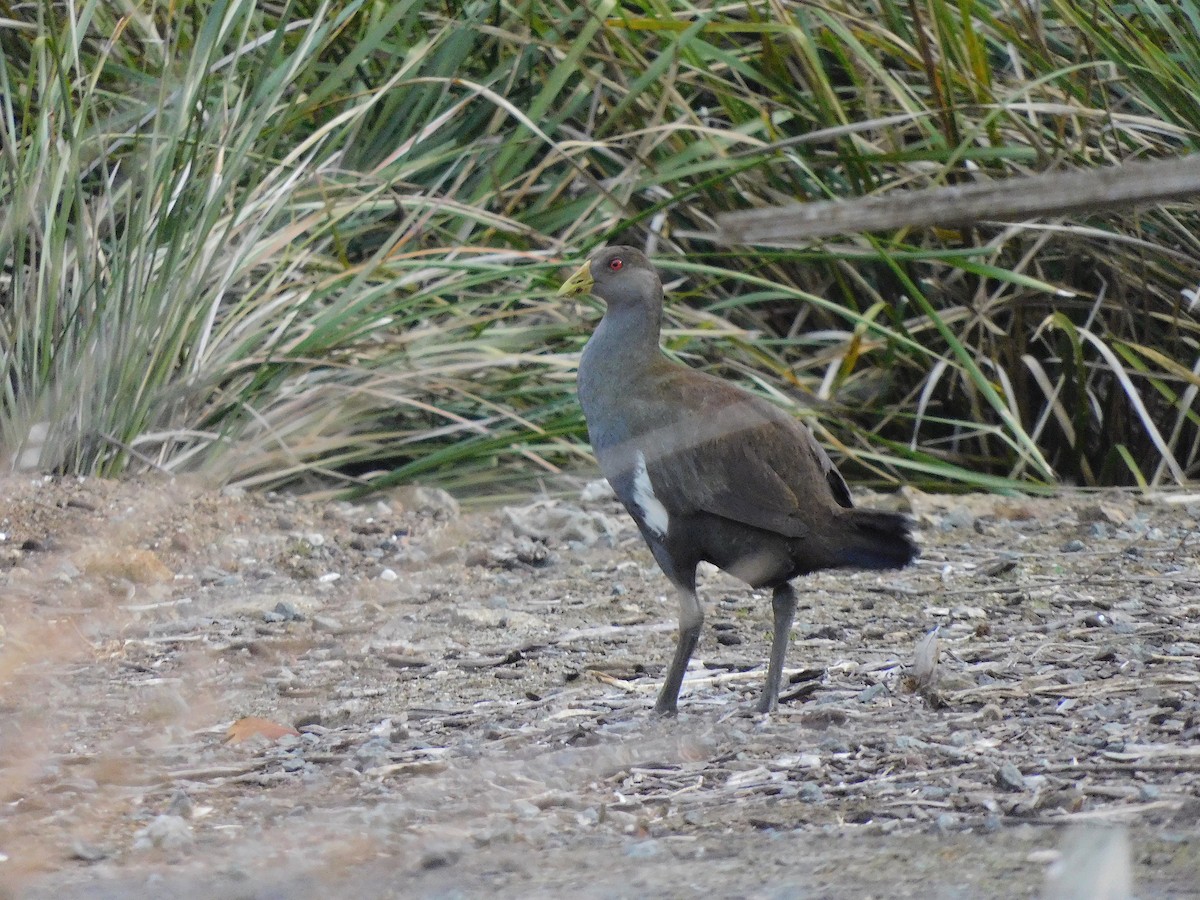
[{"xmin": 556, "ymin": 246, "xmax": 662, "ymax": 312}]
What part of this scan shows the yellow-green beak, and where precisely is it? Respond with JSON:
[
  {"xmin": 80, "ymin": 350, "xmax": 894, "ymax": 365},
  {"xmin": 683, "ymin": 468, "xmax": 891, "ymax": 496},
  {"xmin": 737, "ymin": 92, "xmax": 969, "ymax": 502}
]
[{"xmin": 556, "ymin": 261, "xmax": 594, "ymax": 297}]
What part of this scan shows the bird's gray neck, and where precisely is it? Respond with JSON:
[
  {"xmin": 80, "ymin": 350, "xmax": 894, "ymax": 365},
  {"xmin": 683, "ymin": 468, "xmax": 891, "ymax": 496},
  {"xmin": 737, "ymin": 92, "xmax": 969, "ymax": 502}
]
[{"xmin": 578, "ymin": 305, "xmax": 662, "ymax": 408}]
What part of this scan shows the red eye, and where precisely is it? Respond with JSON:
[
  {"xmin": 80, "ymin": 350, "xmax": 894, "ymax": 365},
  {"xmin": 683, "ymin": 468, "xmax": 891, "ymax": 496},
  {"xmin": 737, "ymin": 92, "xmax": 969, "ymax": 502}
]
[{"xmin": 609, "ymin": 258, "xmax": 623, "ymax": 271}]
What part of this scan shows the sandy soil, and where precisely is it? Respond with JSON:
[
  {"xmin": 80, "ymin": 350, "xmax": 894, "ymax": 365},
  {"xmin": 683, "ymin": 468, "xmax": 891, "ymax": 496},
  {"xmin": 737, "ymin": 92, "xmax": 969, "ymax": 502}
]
[{"xmin": 1, "ymin": 474, "xmax": 1199, "ymax": 898}]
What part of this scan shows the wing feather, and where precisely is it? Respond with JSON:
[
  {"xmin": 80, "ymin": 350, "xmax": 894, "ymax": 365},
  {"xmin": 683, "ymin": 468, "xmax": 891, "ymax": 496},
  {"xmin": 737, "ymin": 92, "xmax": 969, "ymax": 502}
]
[{"xmin": 603, "ymin": 366, "xmax": 851, "ymax": 537}]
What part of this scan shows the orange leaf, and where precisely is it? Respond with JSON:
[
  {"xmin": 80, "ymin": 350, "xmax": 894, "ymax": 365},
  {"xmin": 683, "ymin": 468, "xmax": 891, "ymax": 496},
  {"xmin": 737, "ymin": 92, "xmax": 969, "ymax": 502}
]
[{"xmin": 224, "ymin": 716, "xmax": 299, "ymax": 744}]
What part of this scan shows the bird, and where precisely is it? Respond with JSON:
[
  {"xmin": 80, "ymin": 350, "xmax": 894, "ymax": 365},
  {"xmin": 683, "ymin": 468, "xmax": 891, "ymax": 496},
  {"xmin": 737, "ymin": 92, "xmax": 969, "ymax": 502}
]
[{"xmin": 557, "ymin": 246, "xmax": 918, "ymax": 714}]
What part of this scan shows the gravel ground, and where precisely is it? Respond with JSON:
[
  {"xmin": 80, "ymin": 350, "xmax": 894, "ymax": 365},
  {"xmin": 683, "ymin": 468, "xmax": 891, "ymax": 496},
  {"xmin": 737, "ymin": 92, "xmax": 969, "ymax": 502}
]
[{"xmin": 1, "ymin": 474, "xmax": 1199, "ymax": 898}]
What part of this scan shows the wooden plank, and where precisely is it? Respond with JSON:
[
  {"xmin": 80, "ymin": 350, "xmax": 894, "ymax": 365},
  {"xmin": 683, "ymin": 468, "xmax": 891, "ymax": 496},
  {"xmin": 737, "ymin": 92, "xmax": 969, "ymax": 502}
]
[{"xmin": 716, "ymin": 154, "xmax": 1200, "ymax": 245}]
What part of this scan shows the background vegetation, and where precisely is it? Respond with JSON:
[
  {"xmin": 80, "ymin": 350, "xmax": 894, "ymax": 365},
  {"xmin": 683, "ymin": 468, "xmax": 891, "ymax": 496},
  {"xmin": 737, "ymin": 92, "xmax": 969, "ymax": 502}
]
[{"xmin": 2, "ymin": 0, "xmax": 1198, "ymax": 498}]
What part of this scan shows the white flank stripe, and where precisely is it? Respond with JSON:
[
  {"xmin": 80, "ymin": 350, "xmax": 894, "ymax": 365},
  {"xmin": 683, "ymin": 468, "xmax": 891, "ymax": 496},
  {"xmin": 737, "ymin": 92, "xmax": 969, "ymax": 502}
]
[{"xmin": 631, "ymin": 450, "xmax": 670, "ymax": 538}]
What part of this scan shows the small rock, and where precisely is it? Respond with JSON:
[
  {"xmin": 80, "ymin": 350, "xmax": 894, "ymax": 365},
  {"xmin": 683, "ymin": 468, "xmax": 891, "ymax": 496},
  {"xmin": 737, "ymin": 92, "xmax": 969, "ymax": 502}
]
[
  {"xmin": 940, "ymin": 506, "xmax": 975, "ymax": 530},
  {"xmin": 504, "ymin": 500, "xmax": 619, "ymax": 548},
  {"xmin": 1061, "ymin": 539, "xmax": 1086, "ymax": 553},
  {"xmin": 996, "ymin": 762, "xmax": 1028, "ymax": 792},
  {"xmin": 580, "ymin": 479, "xmax": 616, "ymax": 503},
  {"xmin": 1078, "ymin": 502, "xmax": 1130, "ymax": 526},
  {"xmin": 133, "ymin": 814, "xmax": 193, "ymax": 851},
  {"xmin": 267, "ymin": 601, "xmax": 303, "ymax": 623},
  {"xmin": 394, "ymin": 486, "xmax": 460, "ymax": 519},
  {"xmin": 980, "ymin": 555, "xmax": 1018, "ymax": 577},
  {"xmin": 856, "ymin": 683, "xmax": 887, "ymax": 703},
  {"xmin": 1138, "ymin": 783, "xmax": 1161, "ymax": 801},
  {"xmin": 70, "ymin": 841, "xmax": 108, "ymax": 862},
  {"xmin": 798, "ymin": 783, "xmax": 825, "ymax": 803},
  {"xmin": 392, "ymin": 547, "xmax": 429, "ymax": 567},
  {"xmin": 419, "ymin": 847, "xmax": 461, "ymax": 870},
  {"xmin": 167, "ymin": 791, "xmax": 193, "ymax": 819},
  {"xmin": 352, "ymin": 739, "xmax": 390, "ymax": 772},
  {"xmin": 377, "ymin": 568, "xmax": 399, "ymax": 582},
  {"xmin": 511, "ymin": 799, "xmax": 540, "ymax": 819},
  {"xmin": 624, "ymin": 839, "xmax": 661, "ymax": 859}
]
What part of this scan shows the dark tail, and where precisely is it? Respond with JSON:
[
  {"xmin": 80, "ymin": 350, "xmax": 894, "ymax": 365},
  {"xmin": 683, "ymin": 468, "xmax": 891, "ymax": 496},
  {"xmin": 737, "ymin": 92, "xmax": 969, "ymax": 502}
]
[{"xmin": 835, "ymin": 508, "xmax": 918, "ymax": 570}]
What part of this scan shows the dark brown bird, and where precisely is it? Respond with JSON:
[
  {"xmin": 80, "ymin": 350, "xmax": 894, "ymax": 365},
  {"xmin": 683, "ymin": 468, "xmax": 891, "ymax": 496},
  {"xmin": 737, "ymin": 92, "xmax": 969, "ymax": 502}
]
[{"xmin": 558, "ymin": 246, "xmax": 917, "ymax": 714}]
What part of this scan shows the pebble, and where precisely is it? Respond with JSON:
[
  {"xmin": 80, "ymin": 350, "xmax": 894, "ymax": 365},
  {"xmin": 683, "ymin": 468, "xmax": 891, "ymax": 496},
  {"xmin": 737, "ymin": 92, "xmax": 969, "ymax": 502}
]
[
  {"xmin": 511, "ymin": 799, "xmax": 540, "ymax": 819},
  {"xmin": 167, "ymin": 791, "xmax": 193, "ymax": 819},
  {"xmin": 576, "ymin": 807, "xmax": 600, "ymax": 826},
  {"xmin": 798, "ymin": 783, "xmax": 825, "ymax": 803},
  {"xmin": 818, "ymin": 736, "xmax": 851, "ymax": 753},
  {"xmin": 392, "ymin": 547, "xmax": 429, "ymax": 567},
  {"xmin": 624, "ymin": 839, "xmax": 661, "ymax": 859},
  {"xmin": 377, "ymin": 568, "xmax": 399, "ymax": 581},
  {"xmin": 505, "ymin": 500, "xmax": 619, "ymax": 548},
  {"xmin": 940, "ymin": 506, "xmax": 976, "ymax": 530},
  {"xmin": 265, "ymin": 601, "xmax": 303, "ymax": 623},
  {"xmin": 580, "ymin": 479, "xmax": 616, "ymax": 503},
  {"xmin": 1061, "ymin": 539, "xmax": 1086, "ymax": 552},
  {"xmin": 352, "ymin": 739, "xmax": 390, "ymax": 772},
  {"xmin": 396, "ymin": 486, "xmax": 460, "ymax": 518},
  {"xmin": 70, "ymin": 841, "xmax": 109, "ymax": 862},
  {"xmin": 996, "ymin": 762, "xmax": 1029, "ymax": 792},
  {"xmin": 133, "ymin": 814, "xmax": 193, "ymax": 851},
  {"xmin": 856, "ymin": 683, "xmax": 887, "ymax": 703},
  {"xmin": 419, "ymin": 847, "xmax": 462, "ymax": 870}
]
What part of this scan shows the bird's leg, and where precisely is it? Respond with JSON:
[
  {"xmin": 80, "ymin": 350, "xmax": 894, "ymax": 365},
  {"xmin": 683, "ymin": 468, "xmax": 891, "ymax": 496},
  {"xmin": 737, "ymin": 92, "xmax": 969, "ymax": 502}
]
[
  {"xmin": 757, "ymin": 583, "xmax": 797, "ymax": 713},
  {"xmin": 654, "ymin": 583, "xmax": 703, "ymax": 715}
]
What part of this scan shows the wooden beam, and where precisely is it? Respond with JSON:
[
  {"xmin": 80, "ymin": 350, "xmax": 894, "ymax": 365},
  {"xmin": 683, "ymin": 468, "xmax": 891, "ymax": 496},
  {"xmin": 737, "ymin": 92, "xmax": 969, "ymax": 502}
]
[{"xmin": 716, "ymin": 154, "xmax": 1200, "ymax": 245}]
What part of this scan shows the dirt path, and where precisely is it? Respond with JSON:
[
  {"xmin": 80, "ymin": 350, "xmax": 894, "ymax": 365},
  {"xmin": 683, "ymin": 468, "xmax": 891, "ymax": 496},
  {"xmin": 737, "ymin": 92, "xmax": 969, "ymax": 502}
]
[{"xmin": 1, "ymin": 475, "xmax": 1198, "ymax": 898}]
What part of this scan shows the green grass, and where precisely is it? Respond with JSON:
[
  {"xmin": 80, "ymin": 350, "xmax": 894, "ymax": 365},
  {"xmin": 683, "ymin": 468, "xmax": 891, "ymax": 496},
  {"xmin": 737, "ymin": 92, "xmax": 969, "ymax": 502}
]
[{"xmin": 2, "ymin": 0, "xmax": 1198, "ymax": 496}]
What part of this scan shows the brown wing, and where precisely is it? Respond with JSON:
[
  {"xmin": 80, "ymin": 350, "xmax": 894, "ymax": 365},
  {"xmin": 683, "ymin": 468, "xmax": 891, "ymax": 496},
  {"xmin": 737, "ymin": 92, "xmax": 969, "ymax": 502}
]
[{"xmin": 628, "ymin": 365, "xmax": 852, "ymax": 538}]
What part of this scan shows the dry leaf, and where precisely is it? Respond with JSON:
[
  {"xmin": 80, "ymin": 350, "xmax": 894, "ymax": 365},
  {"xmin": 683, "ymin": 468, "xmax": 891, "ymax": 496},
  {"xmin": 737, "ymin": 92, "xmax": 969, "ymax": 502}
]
[
  {"xmin": 224, "ymin": 716, "xmax": 299, "ymax": 744},
  {"xmin": 77, "ymin": 547, "xmax": 174, "ymax": 583}
]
